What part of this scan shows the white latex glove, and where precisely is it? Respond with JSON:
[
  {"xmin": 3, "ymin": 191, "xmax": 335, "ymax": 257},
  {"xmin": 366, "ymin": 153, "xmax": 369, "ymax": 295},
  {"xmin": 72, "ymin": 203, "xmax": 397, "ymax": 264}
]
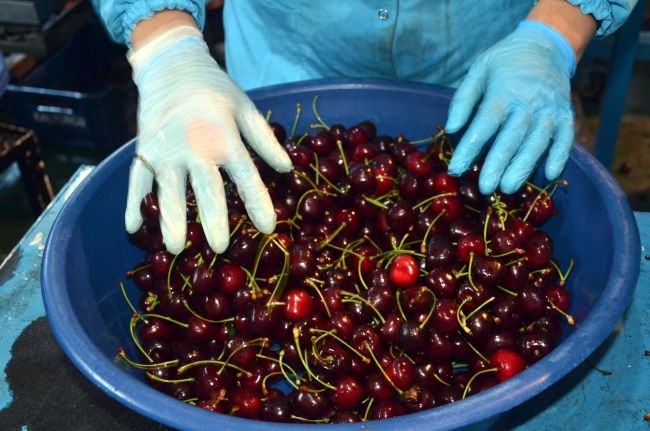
[{"xmin": 126, "ymin": 26, "xmax": 292, "ymax": 255}]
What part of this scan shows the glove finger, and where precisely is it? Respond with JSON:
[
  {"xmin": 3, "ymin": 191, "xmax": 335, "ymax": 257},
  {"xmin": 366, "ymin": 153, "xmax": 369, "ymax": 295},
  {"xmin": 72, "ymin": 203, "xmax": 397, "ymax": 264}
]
[
  {"xmin": 447, "ymin": 95, "xmax": 506, "ymax": 176},
  {"xmin": 188, "ymin": 161, "xmax": 230, "ymax": 254},
  {"xmin": 236, "ymin": 103, "xmax": 293, "ymax": 173},
  {"xmin": 445, "ymin": 63, "xmax": 488, "ymax": 133},
  {"xmin": 157, "ymin": 166, "xmax": 189, "ymax": 255},
  {"xmin": 125, "ymin": 156, "xmax": 154, "ymax": 233},
  {"xmin": 500, "ymin": 113, "xmax": 554, "ymax": 194},
  {"xmin": 226, "ymin": 155, "xmax": 276, "ymax": 234},
  {"xmin": 545, "ymin": 118, "xmax": 574, "ymax": 180},
  {"xmin": 478, "ymin": 108, "xmax": 533, "ymax": 194}
]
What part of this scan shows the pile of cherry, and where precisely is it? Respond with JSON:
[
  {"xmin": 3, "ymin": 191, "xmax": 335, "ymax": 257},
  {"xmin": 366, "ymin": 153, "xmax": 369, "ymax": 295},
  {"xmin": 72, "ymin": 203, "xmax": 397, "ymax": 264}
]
[{"xmin": 122, "ymin": 104, "xmax": 574, "ymax": 424}]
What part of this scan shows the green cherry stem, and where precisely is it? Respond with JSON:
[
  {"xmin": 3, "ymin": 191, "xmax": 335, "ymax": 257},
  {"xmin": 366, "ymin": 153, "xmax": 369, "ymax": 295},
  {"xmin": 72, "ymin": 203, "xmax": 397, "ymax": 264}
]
[
  {"xmin": 339, "ymin": 290, "xmax": 385, "ymax": 324},
  {"xmin": 311, "ymin": 95, "xmax": 330, "ymax": 130},
  {"xmin": 462, "ymin": 368, "xmax": 497, "ymax": 400},
  {"xmin": 291, "ymin": 103, "xmax": 302, "ymax": 137},
  {"xmin": 364, "ymin": 342, "xmax": 403, "ymax": 395},
  {"xmin": 120, "ymin": 281, "xmax": 147, "ymax": 324}
]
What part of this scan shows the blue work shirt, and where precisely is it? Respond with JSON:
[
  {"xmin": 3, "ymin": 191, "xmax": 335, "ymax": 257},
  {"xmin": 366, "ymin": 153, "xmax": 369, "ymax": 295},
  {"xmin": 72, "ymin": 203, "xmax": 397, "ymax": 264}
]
[{"xmin": 92, "ymin": 0, "xmax": 637, "ymax": 90}]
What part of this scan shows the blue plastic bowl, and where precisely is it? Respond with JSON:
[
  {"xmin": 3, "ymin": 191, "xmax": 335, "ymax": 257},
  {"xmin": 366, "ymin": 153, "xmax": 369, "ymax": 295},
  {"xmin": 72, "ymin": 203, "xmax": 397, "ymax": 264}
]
[{"xmin": 42, "ymin": 79, "xmax": 640, "ymax": 431}]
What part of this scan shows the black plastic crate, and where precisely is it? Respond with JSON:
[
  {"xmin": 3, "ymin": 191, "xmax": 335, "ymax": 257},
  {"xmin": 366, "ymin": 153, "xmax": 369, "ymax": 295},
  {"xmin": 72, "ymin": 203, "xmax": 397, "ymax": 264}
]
[{"xmin": 1, "ymin": 20, "xmax": 137, "ymax": 151}]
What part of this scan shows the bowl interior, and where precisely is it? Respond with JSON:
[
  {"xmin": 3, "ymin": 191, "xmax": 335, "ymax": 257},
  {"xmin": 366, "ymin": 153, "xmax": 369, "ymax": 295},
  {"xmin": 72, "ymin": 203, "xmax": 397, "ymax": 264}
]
[{"xmin": 42, "ymin": 78, "xmax": 640, "ymax": 431}]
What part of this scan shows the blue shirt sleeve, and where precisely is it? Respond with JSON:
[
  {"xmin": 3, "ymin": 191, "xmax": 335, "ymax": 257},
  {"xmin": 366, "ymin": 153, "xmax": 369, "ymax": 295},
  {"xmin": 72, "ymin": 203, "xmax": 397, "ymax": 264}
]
[
  {"xmin": 546, "ymin": 0, "xmax": 638, "ymax": 37},
  {"xmin": 90, "ymin": 0, "xmax": 206, "ymax": 48}
]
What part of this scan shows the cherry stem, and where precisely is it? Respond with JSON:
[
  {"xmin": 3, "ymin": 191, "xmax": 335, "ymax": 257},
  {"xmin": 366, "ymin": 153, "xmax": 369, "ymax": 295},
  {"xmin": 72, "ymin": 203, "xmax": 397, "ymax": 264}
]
[
  {"xmin": 412, "ymin": 192, "xmax": 457, "ymax": 211},
  {"xmin": 267, "ymin": 249, "xmax": 290, "ymax": 306},
  {"xmin": 257, "ymin": 353, "xmax": 301, "ymax": 388},
  {"xmin": 363, "ymin": 398, "xmax": 374, "ymax": 422},
  {"xmin": 483, "ymin": 208, "xmax": 492, "ymax": 251},
  {"xmin": 180, "ymin": 272, "xmax": 192, "ymax": 292},
  {"xmin": 296, "ymin": 131, "xmax": 309, "ymax": 146},
  {"xmin": 229, "ymin": 214, "xmax": 247, "ymax": 238},
  {"xmin": 309, "ymin": 164, "xmax": 343, "ymax": 193},
  {"xmin": 419, "ymin": 288, "xmax": 439, "ymax": 330},
  {"xmin": 420, "ymin": 209, "xmax": 447, "ymax": 253},
  {"xmin": 362, "ymin": 194, "xmax": 389, "ymax": 210},
  {"xmin": 491, "ymin": 248, "xmax": 525, "ymax": 259},
  {"xmin": 432, "ymin": 374, "xmax": 451, "ymax": 387},
  {"xmin": 182, "ymin": 299, "xmax": 235, "ymax": 324},
  {"xmin": 261, "ymin": 371, "xmax": 284, "ymax": 396},
  {"xmin": 119, "ymin": 281, "xmax": 147, "ymax": 324},
  {"xmin": 177, "ymin": 359, "xmax": 251, "ymax": 377},
  {"xmin": 290, "ymin": 416, "xmax": 330, "ymax": 424},
  {"xmin": 336, "ymin": 140, "xmax": 349, "ymax": 176},
  {"xmin": 292, "ymin": 170, "xmax": 320, "ymax": 196},
  {"xmin": 389, "ymin": 345, "xmax": 416, "ymax": 364},
  {"xmin": 523, "ymin": 179, "xmax": 568, "ymax": 222},
  {"xmin": 310, "ymin": 328, "xmax": 370, "ymax": 363},
  {"xmin": 117, "ymin": 348, "xmax": 178, "ymax": 369},
  {"xmin": 126, "ymin": 263, "xmax": 152, "ymax": 277},
  {"xmin": 495, "ymin": 285, "xmax": 517, "ymax": 297},
  {"xmin": 130, "ymin": 314, "xmax": 153, "ymax": 363},
  {"xmin": 585, "ymin": 360, "xmax": 612, "ymax": 376},
  {"xmin": 140, "ymin": 313, "xmax": 188, "ymax": 328},
  {"xmin": 409, "ymin": 134, "xmax": 436, "ymax": 145},
  {"xmin": 166, "ymin": 240, "xmax": 192, "ymax": 298},
  {"xmin": 305, "ymin": 279, "xmax": 331, "ymax": 317},
  {"xmin": 364, "ymin": 342, "xmax": 403, "ymax": 394},
  {"xmin": 504, "ymin": 256, "xmax": 527, "ymax": 267},
  {"xmin": 465, "ymin": 338, "xmax": 490, "ymax": 364},
  {"xmin": 237, "ymin": 265, "xmax": 261, "ymax": 299},
  {"xmin": 468, "ymin": 252, "xmax": 479, "ymax": 292},
  {"xmin": 319, "ymin": 222, "xmax": 347, "ymax": 250},
  {"xmin": 549, "ymin": 300, "xmax": 575, "ymax": 325},
  {"xmin": 265, "ymin": 110, "xmax": 272, "ymax": 122},
  {"xmin": 136, "ymin": 155, "xmax": 157, "ymax": 182},
  {"xmin": 218, "ymin": 338, "xmax": 269, "ymax": 375},
  {"xmin": 456, "ymin": 297, "xmax": 473, "ymax": 336},
  {"xmin": 395, "ymin": 289, "xmax": 407, "ymax": 321},
  {"xmin": 364, "ymin": 235, "xmax": 383, "ymax": 253},
  {"xmin": 461, "ymin": 368, "xmax": 497, "ymax": 400},
  {"xmin": 147, "ymin": 372, "xmax": 195, "ymax": 384},
  {"xmin": 252, "ymin": 233, "xmax": 277, "ymax": 280},
  {"xmin": 311, "ymin": 95, "xmax": 329, "ymax": 130},
  {"xmin": 291, "ymin": 103, "xmax": 302, "ymax": 137},
  {"xmin": 339, "ymin": 290, "xmax": 385, "ymax": 323},
  {"xmin": 550, "ymin": 258, "xmax": 575, "ymax": 286},
  {"xmin": 464, "ymin": 296, "xmax": 495, "ymax": 321},
  {"xmin": 464, "ymin": 205, "xmax": 482, "ymax": 214}
]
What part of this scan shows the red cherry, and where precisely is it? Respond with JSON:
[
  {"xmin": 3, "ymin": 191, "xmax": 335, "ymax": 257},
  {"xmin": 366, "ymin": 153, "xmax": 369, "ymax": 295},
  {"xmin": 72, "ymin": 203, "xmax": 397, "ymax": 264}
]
[
  {"xmin": 456, "ymin": 234, "xmax": 486, "ymax": 263},
  {"xmin": 283, "ymin": 289, "xmax": 314, "ymax": 321},
  {"xmin": 523, "ymin": 193, "xmax": 555, "ymax": 226},
  {"xmin": 432, "ymin": 171, "xmax": 460, "ymax": 194},
  {"xmin": 404, "ymin": 151, "xmax": 433, "ymax": 177},
  {"xmin": 373, "ymin": 168, "xmax": 395, "ymax": 196},
  {"xmin": 389, "ymin": 255, "xmax": 420, "ymax": 287},
  {"xmin": 489, "ymin": 350, "xmax": 526, "ymax": 382}
]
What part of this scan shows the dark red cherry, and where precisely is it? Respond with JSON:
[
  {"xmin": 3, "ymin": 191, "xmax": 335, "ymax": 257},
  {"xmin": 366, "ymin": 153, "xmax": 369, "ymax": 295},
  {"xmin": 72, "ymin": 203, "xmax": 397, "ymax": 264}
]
[
  {"xmin": 386, "ymin": 200, "xmax": 414, "ymax": 233},
  {"xmin": 330, "ymin": 375, "xmax": 365, "ymax": 411}
]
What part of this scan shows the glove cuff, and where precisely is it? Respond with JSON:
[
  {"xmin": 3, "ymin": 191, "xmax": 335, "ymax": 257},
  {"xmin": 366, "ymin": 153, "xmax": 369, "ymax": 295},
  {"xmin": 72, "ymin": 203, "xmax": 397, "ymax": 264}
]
[
  {"xmin": 127, "ymin": 26, "xmax": 207, "ymax": 79},
  {"xmin": 519, "ymin": 21, "xmax": 577, "ymax": 77}
]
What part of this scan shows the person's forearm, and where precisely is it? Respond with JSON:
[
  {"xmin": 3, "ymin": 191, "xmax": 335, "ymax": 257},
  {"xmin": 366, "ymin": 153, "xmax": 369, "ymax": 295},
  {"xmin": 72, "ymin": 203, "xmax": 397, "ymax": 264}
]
[
  {"xmin": 527, "ymin": 0, "xmax": 597, "ymax": 61},
  {"xmin": 131, "ymin": 9, "xmax": 199, "ymax": 51}
]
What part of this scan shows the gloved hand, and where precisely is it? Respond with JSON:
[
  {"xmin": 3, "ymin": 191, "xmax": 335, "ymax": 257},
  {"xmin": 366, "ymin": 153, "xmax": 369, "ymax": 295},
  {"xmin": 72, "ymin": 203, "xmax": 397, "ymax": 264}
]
[
  {"xmin": 126, "ymin": 26, "xmax": 292, "ymax": 255},
  {"xmin": 445, "ymin": 21, "xmax": 577, "ymax": 195}
]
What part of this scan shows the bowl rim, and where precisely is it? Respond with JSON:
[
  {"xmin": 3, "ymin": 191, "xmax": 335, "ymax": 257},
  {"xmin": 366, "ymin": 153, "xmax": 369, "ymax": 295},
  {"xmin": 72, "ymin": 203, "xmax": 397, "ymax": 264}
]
[{"xmin": 41, "ymin": 78, "xmax": 641, "ymax": 431}]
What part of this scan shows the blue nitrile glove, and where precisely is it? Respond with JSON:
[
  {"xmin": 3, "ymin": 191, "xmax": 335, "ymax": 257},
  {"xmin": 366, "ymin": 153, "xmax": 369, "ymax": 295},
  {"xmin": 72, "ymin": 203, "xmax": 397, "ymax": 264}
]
[
  {"xmin": 126, "ymin": 26, "xmax": 293, "ymax": 255},
  {"xmin": 445, "ymin": 21, "xmax": 577, "ymax": 195}
]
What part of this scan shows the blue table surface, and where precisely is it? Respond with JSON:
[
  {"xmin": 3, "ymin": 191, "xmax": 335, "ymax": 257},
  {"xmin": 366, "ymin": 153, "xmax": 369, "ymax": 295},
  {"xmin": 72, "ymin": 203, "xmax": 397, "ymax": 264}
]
[{"xmin": 1, "ymin": 165, "xmax": 649, "ymax": 430}]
